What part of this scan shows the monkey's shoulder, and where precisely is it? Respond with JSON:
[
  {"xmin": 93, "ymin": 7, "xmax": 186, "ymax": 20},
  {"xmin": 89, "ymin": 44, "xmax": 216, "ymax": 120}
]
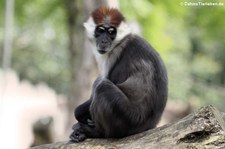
[
  {"xmin": 122, "ymin": 34, "xmax": 162, "ymax": 62},
  {"xmin": 108, "ymin": 35, "xmax": 157, "ymax": 84}
]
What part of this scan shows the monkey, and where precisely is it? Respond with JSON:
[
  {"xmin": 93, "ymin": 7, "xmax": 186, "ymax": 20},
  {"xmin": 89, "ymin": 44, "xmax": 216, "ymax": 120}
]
[{"xmin": 69, "ymin": 6, "xmax": 168, "ymax": 143}]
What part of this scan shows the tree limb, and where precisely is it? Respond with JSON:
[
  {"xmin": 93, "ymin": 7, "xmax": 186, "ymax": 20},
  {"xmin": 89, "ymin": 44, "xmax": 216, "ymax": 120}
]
[{"xmin": 31, "ymin": 105, "xmax": 225, "ymax": 149}]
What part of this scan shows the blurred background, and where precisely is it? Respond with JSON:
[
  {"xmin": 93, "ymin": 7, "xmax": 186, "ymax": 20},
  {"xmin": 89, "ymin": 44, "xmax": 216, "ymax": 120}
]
[{"xmin": 0, "ymin": 0, "xmax": 225, "ymax": 148}]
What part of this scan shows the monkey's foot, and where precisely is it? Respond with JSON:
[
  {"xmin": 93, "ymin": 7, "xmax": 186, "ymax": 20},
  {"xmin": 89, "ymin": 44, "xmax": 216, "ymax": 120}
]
[{"xmin": 69, "ymin": 124, "xmax": 86, "ymax": 143}]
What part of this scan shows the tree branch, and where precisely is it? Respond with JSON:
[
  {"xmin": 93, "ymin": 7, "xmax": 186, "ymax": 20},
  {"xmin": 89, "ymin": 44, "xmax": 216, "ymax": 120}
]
[{"xmin": 31, "ymin": 105, "xmax": 225, "ymax": 149}]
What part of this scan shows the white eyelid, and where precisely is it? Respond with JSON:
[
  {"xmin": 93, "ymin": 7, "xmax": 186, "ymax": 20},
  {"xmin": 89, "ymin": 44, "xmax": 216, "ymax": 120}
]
[
  {"xmin": 99, "ymin": 26, "xmax": 105, "ymax": 30},
  {"xmin": 108, "ymin": 28, "xmax": 114, "ymax": 32}
]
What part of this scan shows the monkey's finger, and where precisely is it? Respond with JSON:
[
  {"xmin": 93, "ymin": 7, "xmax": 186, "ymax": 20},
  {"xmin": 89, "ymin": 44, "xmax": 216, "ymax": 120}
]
[{"xmin": 87, "ymin": 119, "xmax": 95, "ymax": 126}]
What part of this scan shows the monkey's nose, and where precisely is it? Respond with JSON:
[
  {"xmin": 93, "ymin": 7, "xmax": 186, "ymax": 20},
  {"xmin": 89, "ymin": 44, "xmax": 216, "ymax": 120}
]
[{"xmin": 101, "ymin": 39, "xmax": 108, "ymax": 44}]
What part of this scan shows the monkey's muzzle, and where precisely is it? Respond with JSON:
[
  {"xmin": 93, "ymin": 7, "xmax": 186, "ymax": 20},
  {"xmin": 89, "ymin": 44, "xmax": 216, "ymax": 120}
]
[{"xmin": 98, "ymin": 49, "xmax": 107, "ymax": 54}]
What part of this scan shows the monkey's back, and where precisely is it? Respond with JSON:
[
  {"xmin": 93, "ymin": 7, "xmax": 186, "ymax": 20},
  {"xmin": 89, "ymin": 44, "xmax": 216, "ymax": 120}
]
[
  {"xmin": 108, "ymin": 34, "xmax": 168, "ymax": 131},
  {"xmin": 109, "ymin": 34, "xmax": 167, "ymax": 90}
]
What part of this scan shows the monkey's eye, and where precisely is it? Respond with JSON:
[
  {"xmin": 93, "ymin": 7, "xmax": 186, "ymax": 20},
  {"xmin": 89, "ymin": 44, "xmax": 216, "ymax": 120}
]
[
  {"xmin": 108, "ymin": 27, "xmax": 116, "ymax": 35},
  {"xmin": 96, "ymin": 26, "xmax": 106, "ymax": 33}
]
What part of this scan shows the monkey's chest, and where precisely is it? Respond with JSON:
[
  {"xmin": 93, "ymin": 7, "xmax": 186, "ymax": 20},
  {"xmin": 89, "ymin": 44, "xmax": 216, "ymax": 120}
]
[{"xmin": 97, "ymin": 58, "xmax": 127, "ymax": 84}]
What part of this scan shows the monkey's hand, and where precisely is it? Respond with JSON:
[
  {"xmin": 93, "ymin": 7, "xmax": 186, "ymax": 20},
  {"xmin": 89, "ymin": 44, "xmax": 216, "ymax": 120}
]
[{"xmin": 69, "ymin": 123, "xmax": 86, "ymax": 143}]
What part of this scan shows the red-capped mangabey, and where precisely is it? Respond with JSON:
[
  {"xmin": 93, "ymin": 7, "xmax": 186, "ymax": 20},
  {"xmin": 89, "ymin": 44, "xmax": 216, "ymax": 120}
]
[{"xmin": 69, "ymin": 6, "xmax": 168, "ymax": 143}]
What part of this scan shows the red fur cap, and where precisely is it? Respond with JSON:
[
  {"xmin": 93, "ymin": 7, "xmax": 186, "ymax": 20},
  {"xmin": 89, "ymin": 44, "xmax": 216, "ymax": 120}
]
[{"xmin": 91, "ymin": 6, "xmax": 125, "ymax": 27}]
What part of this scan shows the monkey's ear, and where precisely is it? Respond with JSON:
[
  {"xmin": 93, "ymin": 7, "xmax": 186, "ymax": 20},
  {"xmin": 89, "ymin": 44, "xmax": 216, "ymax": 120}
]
[{"xmin": 83, "ymin": 18, "xmax": 96, "ymax": 39}]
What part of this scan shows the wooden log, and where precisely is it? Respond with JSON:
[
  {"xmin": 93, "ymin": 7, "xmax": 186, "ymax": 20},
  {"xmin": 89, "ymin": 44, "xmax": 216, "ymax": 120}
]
[{"xmin": 31, "ymin": 105, "xmax": 225, "ymax": 149}]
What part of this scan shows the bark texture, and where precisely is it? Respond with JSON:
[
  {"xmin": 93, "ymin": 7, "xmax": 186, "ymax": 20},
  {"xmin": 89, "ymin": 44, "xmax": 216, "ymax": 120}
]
[{"xmin": 31, "ymin": 105, "xmax": 225, "ymax": 149}]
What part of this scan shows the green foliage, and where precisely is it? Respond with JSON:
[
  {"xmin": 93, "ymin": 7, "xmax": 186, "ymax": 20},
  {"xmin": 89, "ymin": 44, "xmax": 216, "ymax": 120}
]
[
  {"xmin": 121, "ymin": 0, "xmax": 225, "ymax": 109},
  {"xmin": 1, "ymin": 0, "xmax": 225, "ymax": 109},
  {"xmin": 1, "ymin": 0, "xmax": 70, "ymax": 94}
]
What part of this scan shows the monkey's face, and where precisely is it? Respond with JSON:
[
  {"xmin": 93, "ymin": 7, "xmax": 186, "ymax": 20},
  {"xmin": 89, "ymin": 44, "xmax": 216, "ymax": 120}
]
[
  {"xmin": 83, "ymin": 6, "xmax": 131, "ymax": 55},
  {"xmin": 94, "ymin": 25, "xmax": 117, "ymax": 54}
]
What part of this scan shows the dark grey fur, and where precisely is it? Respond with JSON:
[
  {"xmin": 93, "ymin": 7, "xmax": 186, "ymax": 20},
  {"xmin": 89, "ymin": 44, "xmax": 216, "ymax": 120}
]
[{"xmin": 69, "ymin": 34, "xmax": 168, "ymax": 143}]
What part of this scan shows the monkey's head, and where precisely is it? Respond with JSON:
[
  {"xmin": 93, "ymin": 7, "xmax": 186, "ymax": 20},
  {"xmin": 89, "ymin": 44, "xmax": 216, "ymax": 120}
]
[{"xmin": 84, "ymin": 6, "xmax": 131, "ymax": 54}]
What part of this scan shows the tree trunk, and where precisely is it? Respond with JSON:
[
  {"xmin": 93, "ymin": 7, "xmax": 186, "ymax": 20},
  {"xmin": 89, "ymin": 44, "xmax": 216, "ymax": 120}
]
[
  {"xmin": 30, "ymin": 105, "xmax": 225, "ymax": 149},
  {"xmin": 64, "ymin": 0, "xmax": 107, "ymax": 136},
  {"xmin": 2, "ymin": 0, "xmax": 14, "ymax": 69}
]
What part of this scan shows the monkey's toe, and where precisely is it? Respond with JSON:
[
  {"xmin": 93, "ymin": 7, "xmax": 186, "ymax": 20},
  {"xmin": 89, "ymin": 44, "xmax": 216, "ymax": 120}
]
[{"xmin": 69, "ymin": 130, "xmax": 86, "ymax": 143}]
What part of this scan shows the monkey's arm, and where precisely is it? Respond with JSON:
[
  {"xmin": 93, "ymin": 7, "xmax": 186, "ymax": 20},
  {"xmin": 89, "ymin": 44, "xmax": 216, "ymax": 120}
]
[
  {"xmin": 93, "ymin": 76, "xmax": 148, "ymax": 124},
  {"xmin": 94, "ymin": 78, "xmax": 130, "ymax": 103}
]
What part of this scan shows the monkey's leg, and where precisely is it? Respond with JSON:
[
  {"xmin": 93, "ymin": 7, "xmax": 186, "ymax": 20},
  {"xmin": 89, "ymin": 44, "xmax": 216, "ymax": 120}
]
[
  {"xmin": 69, "ymin": 99, "xmax": 94, "ymax": 143},
  {"xmin": 74, "ymin": 76, "xmax": 103, "ymax": 124},
  {"xmin": 75, "ymin": 99, "xmax": 93, "ymax": 125},
  {"xmin": 91, "ymin": 78, "xmax": 133, "ymax": 137}
]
